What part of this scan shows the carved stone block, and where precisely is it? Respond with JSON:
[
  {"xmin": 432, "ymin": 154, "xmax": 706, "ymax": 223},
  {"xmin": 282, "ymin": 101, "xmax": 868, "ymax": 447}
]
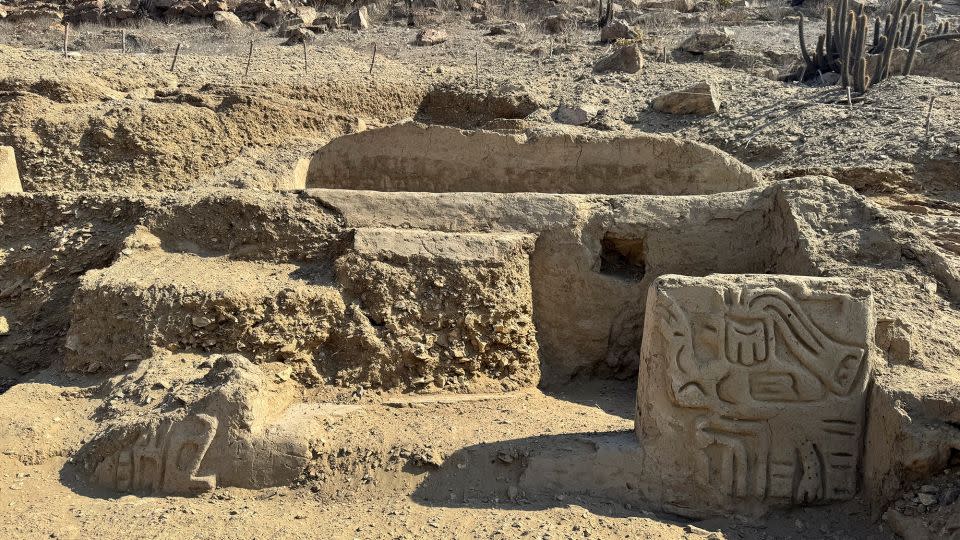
[{"xmin": 635, "ymin": 274, "xmax": 873, "ymax": 517}]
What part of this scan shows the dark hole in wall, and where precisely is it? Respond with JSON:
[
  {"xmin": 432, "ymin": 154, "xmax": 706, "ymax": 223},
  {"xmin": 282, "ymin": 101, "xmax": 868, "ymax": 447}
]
[
  {"xmin": 598, "ymin": 235, "xmax": 646, "ymax": 281},
  {"xmin": 948, "ymin": 446, "xmax": 960, "ymax": 467}
]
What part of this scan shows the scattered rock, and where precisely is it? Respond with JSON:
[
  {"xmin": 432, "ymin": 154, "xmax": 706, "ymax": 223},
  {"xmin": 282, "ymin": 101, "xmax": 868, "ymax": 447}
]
[
  {"xmin": 679, "ymin": 27, "xmax": 734, "ymax": 54},
  {"xmin": 346, "ymin": 6, "xmax": 370, "ymax": 30},
  {"xmin": 0, "ymin": 316, "xmax": 9, "ymax": 336},
  {"xmin": 876, "ymin": 317, "xmax": 913, "ymax": 364},
  {"xmin": 282, "ymin": 27, "xmax": 316, "ymax": 46},
  {"xmin": 541, "ymin": 14, "xmax": 571, "ymax": 34},
  {"xmin": 642, "ymin": 0, "xmax": 696, "ymax": 11},
  {"xmin": 488, "ymin": 21, "xmax": 525, "ymax": 35},
  {"xmin": 411, "ymin": 448, "xmax": 443, "ymax": 468},
  {"xmin": 0, "ymin": 146, "xmax": 22, "ymax": 193},
  {"xmin": 651, "ymin": 82, "xmax": 720, "ymax": 115},
  {"xmin": 600, "ymin": 19, "xmax": 638, "ymax": 43},
  {"xmin": 7, "ymin": 7, "xmax": 63, "ymax": 26},
  {"xmin": 415, "ymin": 28, "xmax": 448, "ymax": 46},
  {"xmin": 586, "ymin": 109, "xmax": 628, "ymax": 131},
  {"xmin": 211, "ymin": 11, "xmax": 244, "ymax": 33},
  {"xmin": 65, "ymin": 0, "xmax": 104, "ymax": 24},
  {"xmin": 416, "ymin": 81, "xmax": 542, "ymax": 128},
  {"xmin": 593, "ymin": 44, "xmax": 643, "ymax": 74},
  {"xmin": 552, "ymin": 104, "xmax": 597, "ymax": 126},
  {"xmin": 940, "ymin": 486, "xmax": 960, "ymax": 506},
  {"xmin": 913, "ymin": 38, "xmax": 960, "ymax": 83}
]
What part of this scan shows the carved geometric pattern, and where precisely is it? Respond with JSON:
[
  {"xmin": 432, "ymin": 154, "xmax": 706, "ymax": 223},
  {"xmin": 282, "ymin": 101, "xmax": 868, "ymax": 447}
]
[
  {"xmin": 636, "ymin": 275, "xmax": 872, "ymax": 515},
  {"xmin": 94, "ymin": 414, "xmax": 218, "ymax": 495}
]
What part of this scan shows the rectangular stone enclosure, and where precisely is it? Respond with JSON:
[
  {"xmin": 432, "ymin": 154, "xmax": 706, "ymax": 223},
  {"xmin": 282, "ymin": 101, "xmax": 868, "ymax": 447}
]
[{"xmin": 636, "ymin": 274, "xmax": 873, "ymax": 517}]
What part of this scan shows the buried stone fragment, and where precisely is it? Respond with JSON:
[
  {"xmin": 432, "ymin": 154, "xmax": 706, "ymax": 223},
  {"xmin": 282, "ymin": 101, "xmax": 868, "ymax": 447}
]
[{"xmin": 636, "ymin": 274, "xmax": 873, "ymax": 517}]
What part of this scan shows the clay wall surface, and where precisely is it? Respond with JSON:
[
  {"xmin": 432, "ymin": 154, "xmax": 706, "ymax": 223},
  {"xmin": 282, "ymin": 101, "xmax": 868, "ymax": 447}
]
[{"xmin": 306, "ymin": 121, "xmax": 763, "ymax": 196}]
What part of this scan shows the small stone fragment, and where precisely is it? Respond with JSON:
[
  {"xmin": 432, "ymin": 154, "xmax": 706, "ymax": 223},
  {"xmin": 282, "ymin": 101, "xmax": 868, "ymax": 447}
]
[{"xmin": 345, "ymin": 6, "xmax": 369, "ymax": 30}]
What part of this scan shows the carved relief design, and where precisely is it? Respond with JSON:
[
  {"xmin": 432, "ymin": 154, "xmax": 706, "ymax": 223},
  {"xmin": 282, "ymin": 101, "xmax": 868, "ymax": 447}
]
[
  {"xmin": 638, "ymin": 277, "xmax": 872, "ymax": 513},
  {"xmin": 94, "ymin": 414, "xmax": 218, "ymax": 495}
]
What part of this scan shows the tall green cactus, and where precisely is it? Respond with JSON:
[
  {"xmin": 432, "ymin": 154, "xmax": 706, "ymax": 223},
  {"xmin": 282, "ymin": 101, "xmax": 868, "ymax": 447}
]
[{"xmin": 794, "ymin": 0, "xmax": 959, "ymax": 93}]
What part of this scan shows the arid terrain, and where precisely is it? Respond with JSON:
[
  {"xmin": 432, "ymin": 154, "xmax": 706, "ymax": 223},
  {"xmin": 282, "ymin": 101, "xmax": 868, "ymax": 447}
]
[{"xmin": 1, "ymin": 0, "xmax": 960, "ymax": 538}]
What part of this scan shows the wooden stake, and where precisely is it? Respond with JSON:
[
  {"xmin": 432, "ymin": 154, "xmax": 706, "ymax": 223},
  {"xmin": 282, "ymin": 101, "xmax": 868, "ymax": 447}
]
[
  {"xmin": 846, "ymin": 86, "xmax": 853, "ymax": 111},
  {"xmin": 369, "ymin": 43, "xmax": 377, "ymax": 75},
  {"xmin": 63, "ymin": 23, "xmax": 69, "ymax": 57},
  {"xmin": 122, "ymin": 29, "xmax": 127, "ymax": 54},
  {"xmin": 475, "ymin": 47, "xmax": 480, "ymax": 87},
  {"xmin": 302, "ymin": 40, "xmax": 308, "ymax": 75},
  {"xmin": 924, "ymin": 95, "xmax": 936, "ymax": 138},
  {"xmin": 243, "ymin": 40, "xmax": 253, "ymax": 81},
  {"xmin": 170, "ymin": 42, "xmax": 181, "ymax": 72}
]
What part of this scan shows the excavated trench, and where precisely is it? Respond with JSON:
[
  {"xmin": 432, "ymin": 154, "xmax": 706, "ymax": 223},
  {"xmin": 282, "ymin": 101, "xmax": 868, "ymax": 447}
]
[{"xmin": 0, "ymin": 124, "xmax": 952, "ymax": 521}]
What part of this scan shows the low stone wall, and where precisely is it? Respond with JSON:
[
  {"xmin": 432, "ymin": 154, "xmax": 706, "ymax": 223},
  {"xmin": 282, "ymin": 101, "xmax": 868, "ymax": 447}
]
[{"xmin": 306, "ymin": 121, "xmax": 763, "ymax": 196}]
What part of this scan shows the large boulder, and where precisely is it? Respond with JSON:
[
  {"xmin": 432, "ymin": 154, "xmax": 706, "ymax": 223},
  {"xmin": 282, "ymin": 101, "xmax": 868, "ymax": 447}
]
[{"xmin": 652, "ymin": 82, "xmax": 720, "ymax": 115}]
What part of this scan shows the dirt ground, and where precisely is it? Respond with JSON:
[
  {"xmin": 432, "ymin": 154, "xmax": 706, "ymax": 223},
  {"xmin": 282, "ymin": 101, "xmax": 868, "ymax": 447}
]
[
  {"xmin": 0, "ymin": 373, "xmax": 890, "ymax": 540},
  {"xmin": 2, "ymin": 0, "xmax": 960, "ymax": 538}
]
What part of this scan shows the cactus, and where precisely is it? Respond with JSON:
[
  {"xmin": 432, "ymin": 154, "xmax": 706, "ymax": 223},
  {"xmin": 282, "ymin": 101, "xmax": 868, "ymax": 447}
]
[
  {"xmin": 902, "ymin": 24, "xmax": 925, "ymax": 75},
  {"xmin": 792, "ymin": 0, "xmax": 959, "ymax": 93},
  {"xmin": 598, "ymin": 0, "xmax": 613, "ymax": 30}
]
